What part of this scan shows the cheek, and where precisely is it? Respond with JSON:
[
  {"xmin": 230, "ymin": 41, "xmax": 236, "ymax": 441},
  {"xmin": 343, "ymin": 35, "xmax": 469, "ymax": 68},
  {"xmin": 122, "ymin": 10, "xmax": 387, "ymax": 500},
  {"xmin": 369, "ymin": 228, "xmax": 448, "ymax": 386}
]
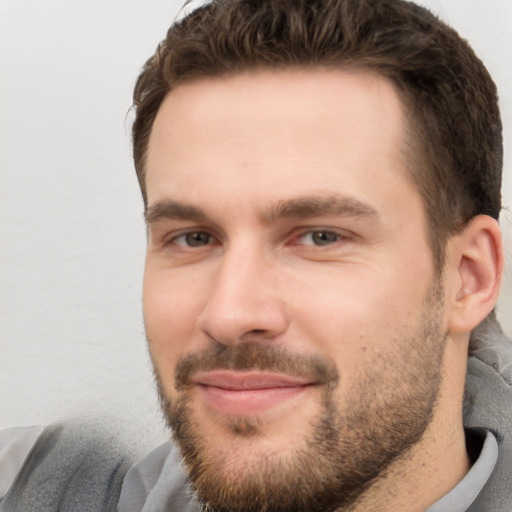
[
  {"xmin": 143, "ymin": 267, "xmax": 207, "ymax": 380},
  {"xmin": 287, "ymin": 263, "xmax": 432, "ymax": 362}
]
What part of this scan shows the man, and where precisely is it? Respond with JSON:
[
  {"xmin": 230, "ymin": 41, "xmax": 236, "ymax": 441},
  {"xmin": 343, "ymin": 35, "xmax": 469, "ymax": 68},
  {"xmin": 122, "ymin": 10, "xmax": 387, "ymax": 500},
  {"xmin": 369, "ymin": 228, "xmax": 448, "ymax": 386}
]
[{"xmin": 1, "ymin": 0, "xmax": 510, "ymax": 511}]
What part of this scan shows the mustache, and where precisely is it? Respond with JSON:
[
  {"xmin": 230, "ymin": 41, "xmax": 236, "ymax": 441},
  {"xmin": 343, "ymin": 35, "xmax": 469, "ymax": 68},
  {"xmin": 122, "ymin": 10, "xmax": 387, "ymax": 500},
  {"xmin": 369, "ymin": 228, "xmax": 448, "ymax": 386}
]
[{"xmin": 174, "ymin": 342, "xmax": 339, "ymax": 390}]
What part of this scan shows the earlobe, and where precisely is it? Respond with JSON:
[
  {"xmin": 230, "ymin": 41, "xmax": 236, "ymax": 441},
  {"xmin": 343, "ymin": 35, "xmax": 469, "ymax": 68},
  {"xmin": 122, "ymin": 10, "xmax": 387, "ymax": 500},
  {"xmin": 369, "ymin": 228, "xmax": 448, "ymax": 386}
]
[{"xmin": 448, "ymin": 215, "xmax": 504, "ymax": 334}]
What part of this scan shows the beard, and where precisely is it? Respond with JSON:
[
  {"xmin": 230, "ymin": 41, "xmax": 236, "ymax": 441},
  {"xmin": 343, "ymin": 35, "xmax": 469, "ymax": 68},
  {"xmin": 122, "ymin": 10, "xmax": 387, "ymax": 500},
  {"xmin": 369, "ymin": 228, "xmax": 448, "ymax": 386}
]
[{"xmin": 151, "ymin": 281, "xmax": 446, "ymax": 512}]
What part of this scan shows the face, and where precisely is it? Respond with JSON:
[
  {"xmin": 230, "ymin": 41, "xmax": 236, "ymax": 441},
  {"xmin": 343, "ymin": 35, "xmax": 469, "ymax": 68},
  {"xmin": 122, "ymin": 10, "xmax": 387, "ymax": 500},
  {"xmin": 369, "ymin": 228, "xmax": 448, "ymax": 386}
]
[{"xmin": 143, "ymin": 69, "xmax": 448, "ymax": 512}]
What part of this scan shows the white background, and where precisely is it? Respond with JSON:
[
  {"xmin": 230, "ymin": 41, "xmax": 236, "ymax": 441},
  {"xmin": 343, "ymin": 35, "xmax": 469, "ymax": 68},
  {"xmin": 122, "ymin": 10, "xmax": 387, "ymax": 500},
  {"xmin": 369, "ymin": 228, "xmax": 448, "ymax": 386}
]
[{"xmin": 1, "ymin": 0, "xmax": 511, "ymax": 450}]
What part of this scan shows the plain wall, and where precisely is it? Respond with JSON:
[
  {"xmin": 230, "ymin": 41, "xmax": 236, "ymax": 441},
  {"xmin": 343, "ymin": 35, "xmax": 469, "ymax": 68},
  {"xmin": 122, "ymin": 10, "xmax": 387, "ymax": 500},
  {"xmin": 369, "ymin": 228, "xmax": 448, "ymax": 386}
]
[{"xmin": 1, "ymin": 0, "xmax": 511, "ymax": 449}]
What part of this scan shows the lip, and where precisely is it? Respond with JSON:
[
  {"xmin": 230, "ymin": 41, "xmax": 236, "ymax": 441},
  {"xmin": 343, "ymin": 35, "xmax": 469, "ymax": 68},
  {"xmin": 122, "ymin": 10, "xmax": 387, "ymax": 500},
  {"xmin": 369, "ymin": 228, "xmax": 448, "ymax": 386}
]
[{"xmin": 192, "ymin": 371, "xmax": 315, "ymax": 415}]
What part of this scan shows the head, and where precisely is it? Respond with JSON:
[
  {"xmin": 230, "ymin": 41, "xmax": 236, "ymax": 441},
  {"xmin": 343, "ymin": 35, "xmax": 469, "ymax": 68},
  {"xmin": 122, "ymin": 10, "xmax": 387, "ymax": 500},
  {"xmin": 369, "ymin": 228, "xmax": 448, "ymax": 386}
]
[{"xmin": 134, "ymin": 1, "xmax": 504, "ymax": 511}]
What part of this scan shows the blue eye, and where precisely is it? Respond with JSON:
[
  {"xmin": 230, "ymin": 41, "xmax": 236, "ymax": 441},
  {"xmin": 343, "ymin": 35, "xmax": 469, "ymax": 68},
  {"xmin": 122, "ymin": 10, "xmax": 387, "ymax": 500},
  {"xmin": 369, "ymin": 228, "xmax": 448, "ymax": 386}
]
[
  {"xmin": 174, "ymin": 231, "xmax": 213, "ymax": 247},
  {"xmin": 299, "ymin": 230, "xmax": 341, "ymax": 246}
]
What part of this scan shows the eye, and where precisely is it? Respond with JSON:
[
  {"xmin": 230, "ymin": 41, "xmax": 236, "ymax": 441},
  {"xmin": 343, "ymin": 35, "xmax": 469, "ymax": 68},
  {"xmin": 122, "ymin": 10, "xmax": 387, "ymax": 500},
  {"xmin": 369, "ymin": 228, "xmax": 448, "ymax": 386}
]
[
  {"xmin": 172, "ymin": 231, "xmax": 214, "ymax": 247},
  {"xmin": 297, "ymin": 230, "xmax": 343, "ymax": 246}
]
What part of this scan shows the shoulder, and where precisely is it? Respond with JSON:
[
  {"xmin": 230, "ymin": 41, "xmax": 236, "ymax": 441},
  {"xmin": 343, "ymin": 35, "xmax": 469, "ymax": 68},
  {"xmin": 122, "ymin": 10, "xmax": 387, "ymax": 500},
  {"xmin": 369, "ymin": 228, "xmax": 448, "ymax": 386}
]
[
  {"xmin": 118, "ymin": 440, "xmax": 200, "ymax": 512},
  {"xmin": 0, "ymin": 422, "xmax": 134, "ymax": 512},
  {"xmin": 465, "ymin": 317, "xmax": 512, "ymax": 511},
  {"xmin": 0, "ymin": 425, "xmax": 44, "ymax": 502},
  {"xmin": 469, "ymin": 314, "xmax": 512, "ymax": 385}
]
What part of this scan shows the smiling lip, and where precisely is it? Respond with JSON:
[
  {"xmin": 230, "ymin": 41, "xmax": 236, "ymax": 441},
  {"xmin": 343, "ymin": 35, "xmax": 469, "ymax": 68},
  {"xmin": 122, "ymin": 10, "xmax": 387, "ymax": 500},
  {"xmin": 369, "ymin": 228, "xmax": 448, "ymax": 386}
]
[{"xmin": 192, "ymin": 371, "xmax": 315, "ymax": 415}]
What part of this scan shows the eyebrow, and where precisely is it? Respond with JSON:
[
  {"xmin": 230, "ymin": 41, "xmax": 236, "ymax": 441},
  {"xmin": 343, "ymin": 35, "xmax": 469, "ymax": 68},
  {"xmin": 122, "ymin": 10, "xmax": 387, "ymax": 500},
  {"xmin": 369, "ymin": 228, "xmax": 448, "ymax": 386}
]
[
  {"xmin": 260, "ymin": 195, "xmax": 380, "ymax": 224},
  {"xmin": 145, "ymin": 200, "xmax": 208, "ymax": 224},
  {"xmin": 145, "ymin": 194, "xmax": 380, "ymax": 225}
]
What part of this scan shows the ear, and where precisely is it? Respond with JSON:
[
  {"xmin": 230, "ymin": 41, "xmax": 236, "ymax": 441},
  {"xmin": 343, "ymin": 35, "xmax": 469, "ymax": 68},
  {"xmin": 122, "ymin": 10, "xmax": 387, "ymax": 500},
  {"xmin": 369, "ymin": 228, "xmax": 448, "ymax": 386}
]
[{"xmin": 447, "ymin": 215, "xmax": 504, "ymax": 334}]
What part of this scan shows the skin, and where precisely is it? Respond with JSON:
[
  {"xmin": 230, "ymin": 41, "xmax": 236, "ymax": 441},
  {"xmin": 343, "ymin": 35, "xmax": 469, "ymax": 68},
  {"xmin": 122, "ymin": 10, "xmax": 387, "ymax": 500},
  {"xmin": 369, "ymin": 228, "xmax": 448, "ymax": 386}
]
[{"xmin": 142, "ymin": 68, "xmax": 503, "ymax": 511}]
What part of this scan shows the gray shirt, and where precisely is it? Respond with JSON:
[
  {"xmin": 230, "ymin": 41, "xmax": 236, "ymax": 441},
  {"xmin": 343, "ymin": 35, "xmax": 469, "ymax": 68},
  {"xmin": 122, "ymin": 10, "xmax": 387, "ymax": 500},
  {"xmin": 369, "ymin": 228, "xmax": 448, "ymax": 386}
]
[
  {"xmin": 0, "ymin": 425, "xmax": 499, "ymax": 511},
  {"xmin": 117, "ymin": 429, "xmax": 498, "ymax": 511},
  {"xmin": 425, "ymin": 430, "xmax": 498, "ymax": 512}
]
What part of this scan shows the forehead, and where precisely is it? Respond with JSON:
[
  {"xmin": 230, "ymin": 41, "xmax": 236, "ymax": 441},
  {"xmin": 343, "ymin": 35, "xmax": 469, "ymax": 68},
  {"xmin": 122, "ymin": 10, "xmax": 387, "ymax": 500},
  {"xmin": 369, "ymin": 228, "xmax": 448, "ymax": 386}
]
[
  {"xmin": 149, "ymin": 67, "xmax": 406, "ymax": 150},
  {"xmin": 145, "ymin": 67, "xmax": 414, "ymax": 213}
]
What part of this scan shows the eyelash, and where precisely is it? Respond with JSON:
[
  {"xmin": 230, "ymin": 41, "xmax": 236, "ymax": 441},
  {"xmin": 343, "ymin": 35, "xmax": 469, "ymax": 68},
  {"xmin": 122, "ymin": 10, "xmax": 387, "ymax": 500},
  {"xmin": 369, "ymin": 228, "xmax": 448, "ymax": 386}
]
[
  {"xmin": 293, "ymin": 230, "xmax": 347, "ymax": 246},
  {"xmin": 169, "ymin": 231, "xmax": 216, "ymax": 248},
  {"xmin": 164, "ymin": 228, "xmax": 349, "ymax": 249}
]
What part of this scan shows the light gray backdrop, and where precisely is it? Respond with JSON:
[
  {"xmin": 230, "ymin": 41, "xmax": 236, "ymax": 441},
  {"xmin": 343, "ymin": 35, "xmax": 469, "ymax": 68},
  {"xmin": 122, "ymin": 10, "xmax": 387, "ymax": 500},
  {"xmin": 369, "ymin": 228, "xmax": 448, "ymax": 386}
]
[{"xmin": 1, "ymin": 0, "xmax": 511, "ymax": 449}]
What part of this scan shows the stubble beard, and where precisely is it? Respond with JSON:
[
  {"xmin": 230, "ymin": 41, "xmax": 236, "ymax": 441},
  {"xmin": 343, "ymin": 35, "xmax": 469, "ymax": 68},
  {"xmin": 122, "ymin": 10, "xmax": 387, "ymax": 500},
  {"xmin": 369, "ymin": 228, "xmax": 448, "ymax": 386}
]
[{"xmin": 152, "ymin": 283, "xmax": 446, "ymax": 512}]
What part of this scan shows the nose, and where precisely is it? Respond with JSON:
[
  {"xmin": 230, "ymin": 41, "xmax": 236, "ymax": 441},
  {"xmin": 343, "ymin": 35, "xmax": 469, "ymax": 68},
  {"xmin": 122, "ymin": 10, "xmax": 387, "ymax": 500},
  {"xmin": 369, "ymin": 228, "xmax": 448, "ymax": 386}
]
[{"xmin": 197, "ymin": 245, "xmax": 289, "ymax": 345}]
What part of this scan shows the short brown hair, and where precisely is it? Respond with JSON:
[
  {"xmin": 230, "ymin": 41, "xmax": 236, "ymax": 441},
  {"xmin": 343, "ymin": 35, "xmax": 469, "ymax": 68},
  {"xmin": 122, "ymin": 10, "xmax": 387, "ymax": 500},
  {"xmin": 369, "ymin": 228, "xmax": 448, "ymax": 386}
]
[{"xmin": 132, "ymin": 0, "xmax": 502, "ymax": 268}]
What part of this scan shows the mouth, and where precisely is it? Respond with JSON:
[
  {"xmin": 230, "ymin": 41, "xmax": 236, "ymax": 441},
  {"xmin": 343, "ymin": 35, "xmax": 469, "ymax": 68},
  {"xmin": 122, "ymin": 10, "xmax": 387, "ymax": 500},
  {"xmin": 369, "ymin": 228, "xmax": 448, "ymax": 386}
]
[{"xmin": 192, "ymin": 371, "xmax": 317, "ymax": 415}]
